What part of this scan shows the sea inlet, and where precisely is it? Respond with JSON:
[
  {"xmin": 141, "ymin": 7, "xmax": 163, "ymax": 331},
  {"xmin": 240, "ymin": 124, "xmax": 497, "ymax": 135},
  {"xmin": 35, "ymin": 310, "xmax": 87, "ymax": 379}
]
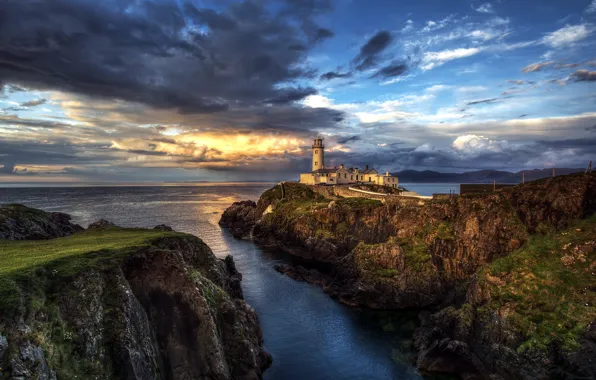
[{"xmin": 0, "ymin": 183, "xmax": 456, "ymax": 380}]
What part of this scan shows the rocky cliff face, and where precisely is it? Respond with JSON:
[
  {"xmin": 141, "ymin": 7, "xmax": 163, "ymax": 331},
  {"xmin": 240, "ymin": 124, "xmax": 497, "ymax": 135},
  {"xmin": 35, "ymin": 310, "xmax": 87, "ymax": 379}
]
[
  {"xmin": 220, "ymin": 173, "xmax": 596, "ymax": 380},
  {"xmin": 0, "ymin": 206, "xmax": 270, "ymax": 380},
  {"xmin": 0, "ymin": 204, "xmax": 83, "ymax": 240},
  {"xmin": 414, "ymin": 216, "xmax": 596, "ymax": 380}
]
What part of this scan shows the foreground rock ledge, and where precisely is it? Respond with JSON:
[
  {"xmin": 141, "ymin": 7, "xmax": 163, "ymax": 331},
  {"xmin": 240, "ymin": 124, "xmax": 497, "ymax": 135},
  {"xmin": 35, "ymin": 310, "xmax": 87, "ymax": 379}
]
[{"xmin": 0, "ymin": 205, "xmax": 271, "ymax": 380}]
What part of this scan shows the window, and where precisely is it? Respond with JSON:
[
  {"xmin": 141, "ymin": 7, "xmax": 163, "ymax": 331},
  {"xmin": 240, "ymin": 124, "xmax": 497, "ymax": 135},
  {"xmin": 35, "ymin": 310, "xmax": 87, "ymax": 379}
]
[
  {"xmin": 351, "ymin": 175, "xmax": 353, "ymax": 180},
  {"xmin": 315, "ymin": 161, "xmax": 318, "ymax": 166},
  {"xmin": 369, "ymin": 177, "xmax": 372, "ymax": 182},
  {"xmin": 315, "ymin": 150, "xmax": 318, "ymax": 154},
  {"xmin": 344, "ymin": 173, "xmax": 347, "ymax": 178}
]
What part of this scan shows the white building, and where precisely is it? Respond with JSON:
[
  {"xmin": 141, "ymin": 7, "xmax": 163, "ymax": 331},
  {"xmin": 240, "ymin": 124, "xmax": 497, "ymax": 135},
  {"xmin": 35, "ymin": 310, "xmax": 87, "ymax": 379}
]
[{"xmin": 299, "ymin": 138, "xmax": 399, "ymax": 187}]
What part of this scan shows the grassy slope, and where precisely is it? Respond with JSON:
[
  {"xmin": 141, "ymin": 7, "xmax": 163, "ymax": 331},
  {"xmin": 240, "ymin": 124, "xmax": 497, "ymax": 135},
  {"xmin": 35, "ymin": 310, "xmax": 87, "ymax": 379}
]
[
  {"xmin": 476, "ymin": 214, "xmax": 596, "ymax": 352},
  {"xmin": 0, "ymin": 228, "xmax": 184, "ymax": 313}
]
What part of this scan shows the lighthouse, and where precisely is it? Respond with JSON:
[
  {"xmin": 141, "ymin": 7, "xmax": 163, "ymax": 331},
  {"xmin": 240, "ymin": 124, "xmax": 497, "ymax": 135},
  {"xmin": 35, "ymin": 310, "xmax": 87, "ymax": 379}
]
[
  {"xmin": 299, "ymin": 138, "xmax": 399, "ymax": 187},
  {"xmin": 312, "ymin": 138, "xmax": 325, "ymax": 171}
]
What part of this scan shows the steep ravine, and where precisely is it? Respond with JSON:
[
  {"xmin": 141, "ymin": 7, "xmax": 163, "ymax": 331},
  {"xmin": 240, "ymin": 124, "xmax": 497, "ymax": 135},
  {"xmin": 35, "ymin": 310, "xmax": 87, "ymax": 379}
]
[
  {"xmin": 0, "ymin": 204, "xmax": 271, "ymax": 380},
  {"xmin": 220, "ymin": 173, "xmax": 596, "ymax": 380}
]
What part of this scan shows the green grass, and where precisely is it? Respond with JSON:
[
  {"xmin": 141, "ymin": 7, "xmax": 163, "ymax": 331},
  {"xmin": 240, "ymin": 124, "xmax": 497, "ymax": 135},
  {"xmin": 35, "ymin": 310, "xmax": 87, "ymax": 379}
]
[
  {"xmin": 0, "ymin": 228, "xmax": 183, "ymax": 277},
  {"xmin": 259, "ymin": 182, "xmax": 327, "ymax": 205},
  {"xmin": 477, "ymin": 214, "xmax": 596, "ymax": 352},
  {"xmin": 0, "ymin": 228, "xmax": 184, "ymax": 313}
]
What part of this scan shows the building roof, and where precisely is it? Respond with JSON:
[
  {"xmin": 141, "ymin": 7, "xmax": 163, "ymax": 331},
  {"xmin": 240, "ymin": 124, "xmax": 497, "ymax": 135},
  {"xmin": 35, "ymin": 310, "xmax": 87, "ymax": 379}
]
[{"xmin": 360, "ymin": 168, "xmax": 378, "ymax": 174}]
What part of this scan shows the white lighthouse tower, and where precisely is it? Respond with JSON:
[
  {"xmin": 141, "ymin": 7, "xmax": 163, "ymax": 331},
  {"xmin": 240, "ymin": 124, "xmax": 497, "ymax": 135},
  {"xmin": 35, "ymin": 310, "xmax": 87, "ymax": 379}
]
[{"xmin": 312, "ymin": 137, "xmax": 325, "ymax": 171}]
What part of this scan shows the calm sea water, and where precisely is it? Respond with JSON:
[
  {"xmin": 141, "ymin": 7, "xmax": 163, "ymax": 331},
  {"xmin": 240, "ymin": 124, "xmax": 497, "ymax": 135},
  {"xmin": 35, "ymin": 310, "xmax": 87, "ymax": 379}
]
[{"xmin": 0, "ymin": 184, "xmax": 456, "ymax": 380}]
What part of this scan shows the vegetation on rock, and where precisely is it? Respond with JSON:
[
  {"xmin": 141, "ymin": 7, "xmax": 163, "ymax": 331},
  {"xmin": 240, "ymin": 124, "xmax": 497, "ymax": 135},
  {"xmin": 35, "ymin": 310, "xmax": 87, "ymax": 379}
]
[
  {"xmin": 1, "ymin": 206, "xmax": 270, "ymax": 380},
  {"xmin": 220, "ymin": 173, "xmax": 596, "ymax": 380},
  {"xmin": 476, "ymin": 215, "xmax": 596, "ymax": 353}
]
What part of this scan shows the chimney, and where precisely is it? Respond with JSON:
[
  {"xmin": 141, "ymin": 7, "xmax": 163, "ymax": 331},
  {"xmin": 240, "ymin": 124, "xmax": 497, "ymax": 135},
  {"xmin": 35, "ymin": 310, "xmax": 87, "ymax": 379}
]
[
  {"xmin": 365, "ymin": 165, "xmax": 369, "ymax": 170},
  {"xmin": 340, "ymin": 164, "xmax": 344, "ymax": 169}
]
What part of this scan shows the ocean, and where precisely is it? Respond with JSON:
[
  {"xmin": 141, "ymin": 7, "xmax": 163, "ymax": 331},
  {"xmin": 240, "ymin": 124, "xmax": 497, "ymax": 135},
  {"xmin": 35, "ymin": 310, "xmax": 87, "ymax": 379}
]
[{"xmin": 0, "ymin": 184, "xmax": 459, "ymax": 379}]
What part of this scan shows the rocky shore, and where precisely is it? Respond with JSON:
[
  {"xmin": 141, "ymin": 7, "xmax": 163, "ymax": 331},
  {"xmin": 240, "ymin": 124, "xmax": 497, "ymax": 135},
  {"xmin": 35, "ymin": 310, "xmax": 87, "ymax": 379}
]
[
  {"xmin": 220, "ymin": 173, "xmax": 596, "ymax": 380},
  {"xmin": 0, "ymin": 204, "xmax": 271, "ymax": 380}
]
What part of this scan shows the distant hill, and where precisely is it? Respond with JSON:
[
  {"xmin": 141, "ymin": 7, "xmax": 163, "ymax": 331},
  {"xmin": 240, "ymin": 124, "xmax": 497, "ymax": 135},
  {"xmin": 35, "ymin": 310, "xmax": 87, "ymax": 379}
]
[{"xmin": 392, "ymin": 168, "xmax": 586, "ymax": 183}]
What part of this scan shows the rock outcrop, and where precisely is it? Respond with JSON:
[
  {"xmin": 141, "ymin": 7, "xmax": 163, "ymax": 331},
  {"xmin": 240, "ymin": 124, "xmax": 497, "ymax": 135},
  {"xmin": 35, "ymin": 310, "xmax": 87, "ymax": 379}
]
[
  {"xmin": 220, "ymin": 173, "xmax": 596, "ymax": 380},
  {"xmin": 0, "ymin": 206, "xmax": 271, "ymax": 380},
  {"xmin": 153, "ymin": 224, "xmax": 174, "ymax": 231},
  {"xmin": 219, "ymin": 200, "xmax": 258, "ymax": 239},
  {"xmin": 0, "ymin": 204, "xmax": 83, "ymax": 240},
  {"xmin": 88, "ymin": 219, "xmax": 117, "ymax": 229}
]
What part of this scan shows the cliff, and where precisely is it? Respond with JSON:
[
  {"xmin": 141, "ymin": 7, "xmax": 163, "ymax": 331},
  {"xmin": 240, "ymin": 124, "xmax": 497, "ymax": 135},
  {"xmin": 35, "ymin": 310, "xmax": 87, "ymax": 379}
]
[
  {"xmin": 219, "ymin": 173, "xmax": 596, "ymax": 379},
  {"xmin": 0, "ymin": 205, "xmax": 270, "ymax": 380},
  {"xmin": 414, "ymin": 216, "xmax": 596, "ymax": 380}
]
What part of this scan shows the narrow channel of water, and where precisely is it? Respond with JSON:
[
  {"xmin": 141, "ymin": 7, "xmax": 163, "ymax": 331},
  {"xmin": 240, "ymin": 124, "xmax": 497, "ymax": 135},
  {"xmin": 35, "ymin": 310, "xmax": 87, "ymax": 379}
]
[{"xmin": 0, "ymin": 184, "xmax": 457, "ymax": 380}]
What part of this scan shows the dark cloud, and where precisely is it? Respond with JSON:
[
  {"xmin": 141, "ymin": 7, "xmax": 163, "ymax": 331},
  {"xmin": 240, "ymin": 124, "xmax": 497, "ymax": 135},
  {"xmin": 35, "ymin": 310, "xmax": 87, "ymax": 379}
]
[
  {"xmin": 571, "ymin": 70, "xmax": 596, "ymax": 82},
  {"xmin": 126, "ymin": 149, "xmax": 172, "ymax": 156},
  {"xmin": 352, "ymin": 31, "xmax": 392, "ymax": 71},
  {"xmin": 150, "ymin": 137, "xmax": 177, "ymax": 144},
  {"xmin": 555, "ymin": 63, "xmax": 581, "ymax": 69},
  {"xmin": 320, "ymin": 71, "xmax": 352, "ymax": 80},
  {"xmin": 3, "ymin": 107, "xmax": 29, "ymax": 112},
  {"xmin": 372, "ymin": 61, "xmax": 408, "ymax": 78},
  {"xmin": 185, "ymin": 7, "xmax": 237, "ymax": 30},
  {"xmin": 337, "ymin": 135, "xmax": 361, "ymax": 144},
  {"xmin": 0, "ymin": 0, "xmax": 333, "ymax": 115},
  {"xmin": 265, "ymin": 87, "xmax": 318, "ymax": 104},
  {"xmin": 358, "ymin": 31, "xmax": 392, "ymax": 57},
  {"xmin": 466, "ymin": 98, "xmax": 501, "ymax": 106},
  {"xmin": 536, "ymin": 138, "xmax": 596, "ymax": 149},
  {"xmin": 355, "ymin": 56, "xmax": 378, "ymax": 72},
  {"xmin": 326, "ymin": 137, "xmax": 595, "ymax": 173},
  {"xmin": 0, "ymin": 114, "xmax": 78, "ymax": 130},
  {"xmin": 20, "ymin": 98, "xmax": 47, "ymax": 107},
  {"xmin": 313, "ymin": 28, "xmax": 335, "ymax": 43},
  {"xmin": 0, "ymin": 139, "xmax": 117, "ymax": 171}
]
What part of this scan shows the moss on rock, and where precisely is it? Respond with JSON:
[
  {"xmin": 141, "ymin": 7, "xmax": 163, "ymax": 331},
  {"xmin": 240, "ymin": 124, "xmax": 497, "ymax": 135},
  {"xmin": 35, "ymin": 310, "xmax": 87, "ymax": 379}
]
[{"xmin": 1, "ymin": 210, "xmax": 270, "ymax": 380}]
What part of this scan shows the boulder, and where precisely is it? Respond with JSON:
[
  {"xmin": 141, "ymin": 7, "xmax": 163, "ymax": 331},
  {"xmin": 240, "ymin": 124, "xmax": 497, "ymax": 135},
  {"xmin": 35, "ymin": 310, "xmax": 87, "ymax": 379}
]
[
  {"xmin": 153, "ymin": 224, "xmax": 173, "ymax": 231},
  {"xmin": 87, "ymin": 219, "xmax": 117, "ymax": 229}
]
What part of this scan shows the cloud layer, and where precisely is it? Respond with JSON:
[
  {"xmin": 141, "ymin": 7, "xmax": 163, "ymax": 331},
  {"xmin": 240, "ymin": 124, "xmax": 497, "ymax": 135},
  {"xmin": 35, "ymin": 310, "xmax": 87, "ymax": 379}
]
[
  {"xmin": 1, "ymin": 0, "xmax": 595, "ymax": 182},
  {"xmin": 0, "ymin": 0, "xmax": 334, "ymax": 113}
]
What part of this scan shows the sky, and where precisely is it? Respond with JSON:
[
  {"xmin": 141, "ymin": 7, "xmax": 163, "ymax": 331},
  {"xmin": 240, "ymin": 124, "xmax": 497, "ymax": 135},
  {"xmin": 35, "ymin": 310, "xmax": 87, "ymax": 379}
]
[{"xmin": 1, "ymin": 0, "xmax": 596, "ymax": 183}]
